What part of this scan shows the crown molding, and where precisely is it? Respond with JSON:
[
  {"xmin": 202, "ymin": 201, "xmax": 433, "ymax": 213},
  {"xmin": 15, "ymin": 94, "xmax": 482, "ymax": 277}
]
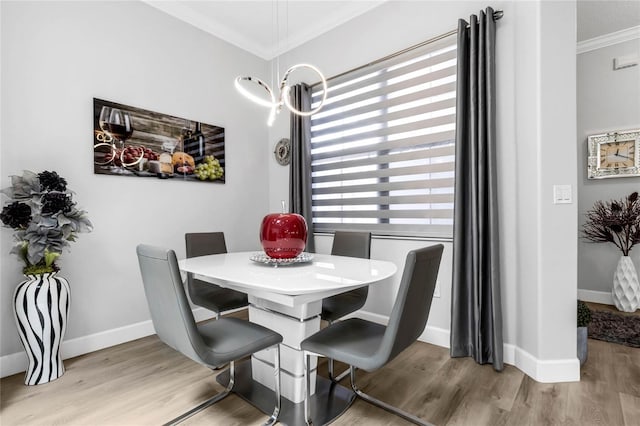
[
  {"xmin": 577, "ymin": 25, "xmax": 640, "ymax": 54},
  {"xmin": 142, "ymin": 0, "xmax": 271, "ymax": 60},
  {"xmin": 269, "ymin": 1, "xmax": 386, "ymax": 60},
  {"xmin": 142, "ymin": 1, "xmax": 386, "ymax": 61}
]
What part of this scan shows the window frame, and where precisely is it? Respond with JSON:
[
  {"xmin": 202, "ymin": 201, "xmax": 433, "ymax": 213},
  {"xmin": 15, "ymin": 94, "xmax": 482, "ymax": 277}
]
[{"xmin": 309, "ymin": 34, "xmax": 458, "ymax": 239}]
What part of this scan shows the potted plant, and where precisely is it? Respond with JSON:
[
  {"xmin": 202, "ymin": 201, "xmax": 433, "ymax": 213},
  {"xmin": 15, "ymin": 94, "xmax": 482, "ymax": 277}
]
[
  {"xmin": 582, "ymin": 192, "xmax": 640, "ymax": 312},
  {"xmin": 577, "ymin": 300, "xmax": 592, "ymax": 365},
  {"xmin": 1, "ymin": 170, "xmax": 92, "ymax": 385}
]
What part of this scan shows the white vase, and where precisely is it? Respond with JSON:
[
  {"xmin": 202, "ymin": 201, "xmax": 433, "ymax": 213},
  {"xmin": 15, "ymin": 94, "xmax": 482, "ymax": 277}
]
[
  {"xmin": 13, "ymin": 272, "xmax": 70, "ymax": 385},
  {"xmin": 612, "ymin": 256, "xmax": 640, "ymax": 313}
]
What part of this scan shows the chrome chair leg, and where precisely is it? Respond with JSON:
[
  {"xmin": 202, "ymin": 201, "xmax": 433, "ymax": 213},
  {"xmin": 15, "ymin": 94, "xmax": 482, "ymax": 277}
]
[
  {"xmin": 325, "ymin": 319, "xmax": 335, "ymax": 380},
  {"xmin": 304, "ymin": 353, "xmax": 314, "ymax": 426},
  {"xmin": 349, "ymin": 366, "xmax": 433, "ymax": 426},
  {"xmin": 328, "ymin": 360, "xmax": 352, "ymax": 383},
  {"xmin": 333, "ymin": 366, "xmax": 350, "ymax": 382},
  {"xmin": 263, "ymin": 344, "xmax": 281, "ymax": 426},
  {"xmin": 327, "ymin": 357, "xmax": 335, "ymax": 380},
  {"xmin": 163, "ymin": 361, "xmax": 236, "ymax": 426}
]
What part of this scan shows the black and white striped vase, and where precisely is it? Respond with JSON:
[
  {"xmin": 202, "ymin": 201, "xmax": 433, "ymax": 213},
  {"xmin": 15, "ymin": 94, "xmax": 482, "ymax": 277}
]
[{"xmin": 13, "ymin": 272, "xmax": 70, "ymax": 385}]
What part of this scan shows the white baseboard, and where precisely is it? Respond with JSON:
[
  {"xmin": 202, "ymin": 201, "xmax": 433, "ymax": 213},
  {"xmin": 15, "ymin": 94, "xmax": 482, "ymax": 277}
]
[
  {"xmin": 578, "ymin": 289, "xmax": 613, "ymax": 306},
  {"xmin": 2, "ymin": 306, "xmax": 580, "ymax": 384},
  {"xmin": 0, "ymin": 307, "xmax": 218, "ymax": 379},
  {"xmin": 503, "ymin": 343, "xmax": 579, "ymax": 383},
  {"xmin": 350, "ymin": 310, "xmax": 579, "ymax": 383}
]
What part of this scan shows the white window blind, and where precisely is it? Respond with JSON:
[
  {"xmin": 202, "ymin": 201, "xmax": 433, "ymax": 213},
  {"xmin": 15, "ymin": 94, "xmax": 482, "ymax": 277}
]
[{"xmin": 310, "ymin": 34, "xmax": 457, "ymax": 238}]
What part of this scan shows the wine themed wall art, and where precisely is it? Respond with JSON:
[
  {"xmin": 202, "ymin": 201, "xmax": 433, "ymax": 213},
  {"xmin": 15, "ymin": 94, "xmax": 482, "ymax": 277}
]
[{"xmin": 93, "ymin": 98, "xmax": 225, "ymax": 183}]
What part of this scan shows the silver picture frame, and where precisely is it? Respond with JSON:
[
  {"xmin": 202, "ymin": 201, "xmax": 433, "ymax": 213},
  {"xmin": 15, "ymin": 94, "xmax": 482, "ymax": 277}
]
[{"xmin": 587, "ymin": 128, "xmax": 640, "ymax": 179}]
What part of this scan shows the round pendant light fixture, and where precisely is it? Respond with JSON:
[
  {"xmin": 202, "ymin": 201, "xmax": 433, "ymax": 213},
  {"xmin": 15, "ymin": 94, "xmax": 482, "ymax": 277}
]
[{"xmin": 235, "ymin": 63, "xmax": 328, "ymax": 126}]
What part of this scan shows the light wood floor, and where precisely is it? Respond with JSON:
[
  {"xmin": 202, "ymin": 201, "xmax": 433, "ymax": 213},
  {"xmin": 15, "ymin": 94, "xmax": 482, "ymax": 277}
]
[{"xmin": 1, "ymin": 309, "xmax": 639, "ymax": 426}]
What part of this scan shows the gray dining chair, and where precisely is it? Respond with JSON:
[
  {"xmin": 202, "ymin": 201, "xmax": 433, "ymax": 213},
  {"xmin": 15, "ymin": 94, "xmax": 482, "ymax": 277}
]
[
  {"xmin": 136, "ymin": 244, "xmax": 282, "ymax": 426},
  {"xmin": 302, "ymin": 244, "xmax": 444, "ymax": 426},
  {"xmin": 185, "ymin": 232, "xmax": 248, "ymax": 319},
  {"xmin": 320, "ymin": 230, "xmax": 371, "ymax": 381}
]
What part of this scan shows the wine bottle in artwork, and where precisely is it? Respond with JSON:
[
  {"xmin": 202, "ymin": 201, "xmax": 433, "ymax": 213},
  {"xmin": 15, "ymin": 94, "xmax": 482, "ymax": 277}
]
[{"xmin": 183, "ymin": 122, "xmax": 205, "ymax": 163}]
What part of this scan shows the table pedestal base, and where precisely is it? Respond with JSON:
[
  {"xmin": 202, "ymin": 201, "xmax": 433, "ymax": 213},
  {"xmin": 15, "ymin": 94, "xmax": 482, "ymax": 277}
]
[{"xmin": 217, "ymin": 359, "xmax": 355, "ymax": 426}]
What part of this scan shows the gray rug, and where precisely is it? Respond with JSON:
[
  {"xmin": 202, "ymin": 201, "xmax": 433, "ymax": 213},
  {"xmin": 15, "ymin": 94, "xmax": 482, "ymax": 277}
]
[{"xmin": 588, "ymin": 309, "xmax": 640, "ymax": 348}]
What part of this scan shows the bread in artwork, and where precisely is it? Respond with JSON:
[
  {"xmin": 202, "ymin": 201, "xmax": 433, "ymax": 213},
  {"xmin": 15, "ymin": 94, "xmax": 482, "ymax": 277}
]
[
  {"xmin": 160, "ymin": 162, "xmax": 173, "ymax": 174},
  {"xmin": 172, "ymin": 151, "xmax": 195, "ymax": 168},
  {"xmin": 159, "ymin": 152, "xmax": 172, "ymax": 164}
]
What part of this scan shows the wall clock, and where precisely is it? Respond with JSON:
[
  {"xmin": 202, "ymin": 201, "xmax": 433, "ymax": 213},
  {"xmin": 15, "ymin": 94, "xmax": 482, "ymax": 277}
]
[
  {"xmin": 274, "ymin": 138, "xmax": 291, "ymax": 166},
  {"xmin": 587, "ymin": 129, "xmax": 640, "ymax": 179}
]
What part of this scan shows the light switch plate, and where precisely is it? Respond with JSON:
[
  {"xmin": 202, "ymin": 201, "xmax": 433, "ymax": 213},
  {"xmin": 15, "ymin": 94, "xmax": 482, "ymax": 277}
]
[{"xmin": 553, "ymin": 184, "xmax": 572, "ymax": 204}]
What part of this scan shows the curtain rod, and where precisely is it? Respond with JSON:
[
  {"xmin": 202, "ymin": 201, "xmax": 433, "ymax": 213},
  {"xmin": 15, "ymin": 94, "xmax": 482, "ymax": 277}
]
[{"xmin": 310, "ymin": 9, "xmax": 504, "ymax": 88}]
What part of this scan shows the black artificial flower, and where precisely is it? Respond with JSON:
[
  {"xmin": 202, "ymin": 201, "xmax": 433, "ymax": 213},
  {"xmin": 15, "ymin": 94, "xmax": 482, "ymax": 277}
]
[
  {"xmin": 38, "ymin": 171, "xmax": 67, "ymax": 192},
  {"xmin": 41, "ymin": 192, "xmax": 73, "ymax": 215},
  {"xmin": 0, "ymin": 201, "xmax": 32, "ymax": 229},
  {"xmin": 610, "ymin": 224, "xmax": 623, "ymax": 233}
]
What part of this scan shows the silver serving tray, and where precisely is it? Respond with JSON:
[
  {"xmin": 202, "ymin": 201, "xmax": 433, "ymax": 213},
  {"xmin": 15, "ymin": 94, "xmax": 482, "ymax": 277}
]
[{"xmin": 249, "ymin": 252, "xmax": 313, "ymax": 267}]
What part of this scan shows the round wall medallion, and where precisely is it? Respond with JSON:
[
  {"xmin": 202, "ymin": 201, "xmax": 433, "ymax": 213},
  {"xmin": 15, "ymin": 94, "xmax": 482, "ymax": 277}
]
[{"xmin": 274, "ymin": 138, "xmax": 291, "ymax": 166}]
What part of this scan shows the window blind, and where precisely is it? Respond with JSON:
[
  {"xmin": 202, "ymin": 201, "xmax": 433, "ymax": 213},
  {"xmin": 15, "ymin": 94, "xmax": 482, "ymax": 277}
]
[{"xmin": 310, "ymin": 34, "xmax": 457, "ymax": 238}]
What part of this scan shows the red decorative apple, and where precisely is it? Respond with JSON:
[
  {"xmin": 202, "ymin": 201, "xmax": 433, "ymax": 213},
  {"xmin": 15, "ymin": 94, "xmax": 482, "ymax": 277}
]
[{"xmin": 260, "ymin": 211, "xmax": 308, "ymax": 259}]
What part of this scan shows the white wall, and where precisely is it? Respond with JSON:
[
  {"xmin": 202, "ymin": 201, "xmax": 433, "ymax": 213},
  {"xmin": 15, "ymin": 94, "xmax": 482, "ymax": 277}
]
[
  {"xmin": 0, "ymin": 1, "xmax": 271, "ymax": 367},
  {"xmin": 268, "ymin": 0, "xmax": 579, "ymax": 382},
  {"xmin": 537, "ymin": 1, "xmax": 578, "ymax": 363},
  {"xmin": 577, "ymin": 37, "xmax": 640, "ymax": 300}
]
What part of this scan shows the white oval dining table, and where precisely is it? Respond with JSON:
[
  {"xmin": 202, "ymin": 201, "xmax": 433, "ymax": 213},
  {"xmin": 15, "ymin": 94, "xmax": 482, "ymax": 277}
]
[{"xmin": 179, "ymin": 251, "xmax": 397, "ymax": 425}]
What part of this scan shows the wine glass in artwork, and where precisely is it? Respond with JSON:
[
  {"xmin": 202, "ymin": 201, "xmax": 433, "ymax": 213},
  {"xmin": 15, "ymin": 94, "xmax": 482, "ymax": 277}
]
[
  {"xmin": 95, "ymin": 106, "xmax": 136, "ymax": 170},
  {"xmin": 105, "ymin": 108, "xmax": 134, "ymax": 148},
  {"xmin": 94, "ymin": 106, "xmax": 115, "ymax": 166},
  {"xmin": 98, "ymin": 106, "xmax": 113, "ymax": 141}
]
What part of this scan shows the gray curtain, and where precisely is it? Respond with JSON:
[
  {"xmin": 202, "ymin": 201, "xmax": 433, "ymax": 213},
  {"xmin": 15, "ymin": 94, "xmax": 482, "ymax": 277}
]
[
  {"xmin": 289, "ymin": 83, "xmax": 315, "ymax": 253},
  {"xmin": 450, "ymin": 7, "xmax": 503, "ymax": 371}
]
